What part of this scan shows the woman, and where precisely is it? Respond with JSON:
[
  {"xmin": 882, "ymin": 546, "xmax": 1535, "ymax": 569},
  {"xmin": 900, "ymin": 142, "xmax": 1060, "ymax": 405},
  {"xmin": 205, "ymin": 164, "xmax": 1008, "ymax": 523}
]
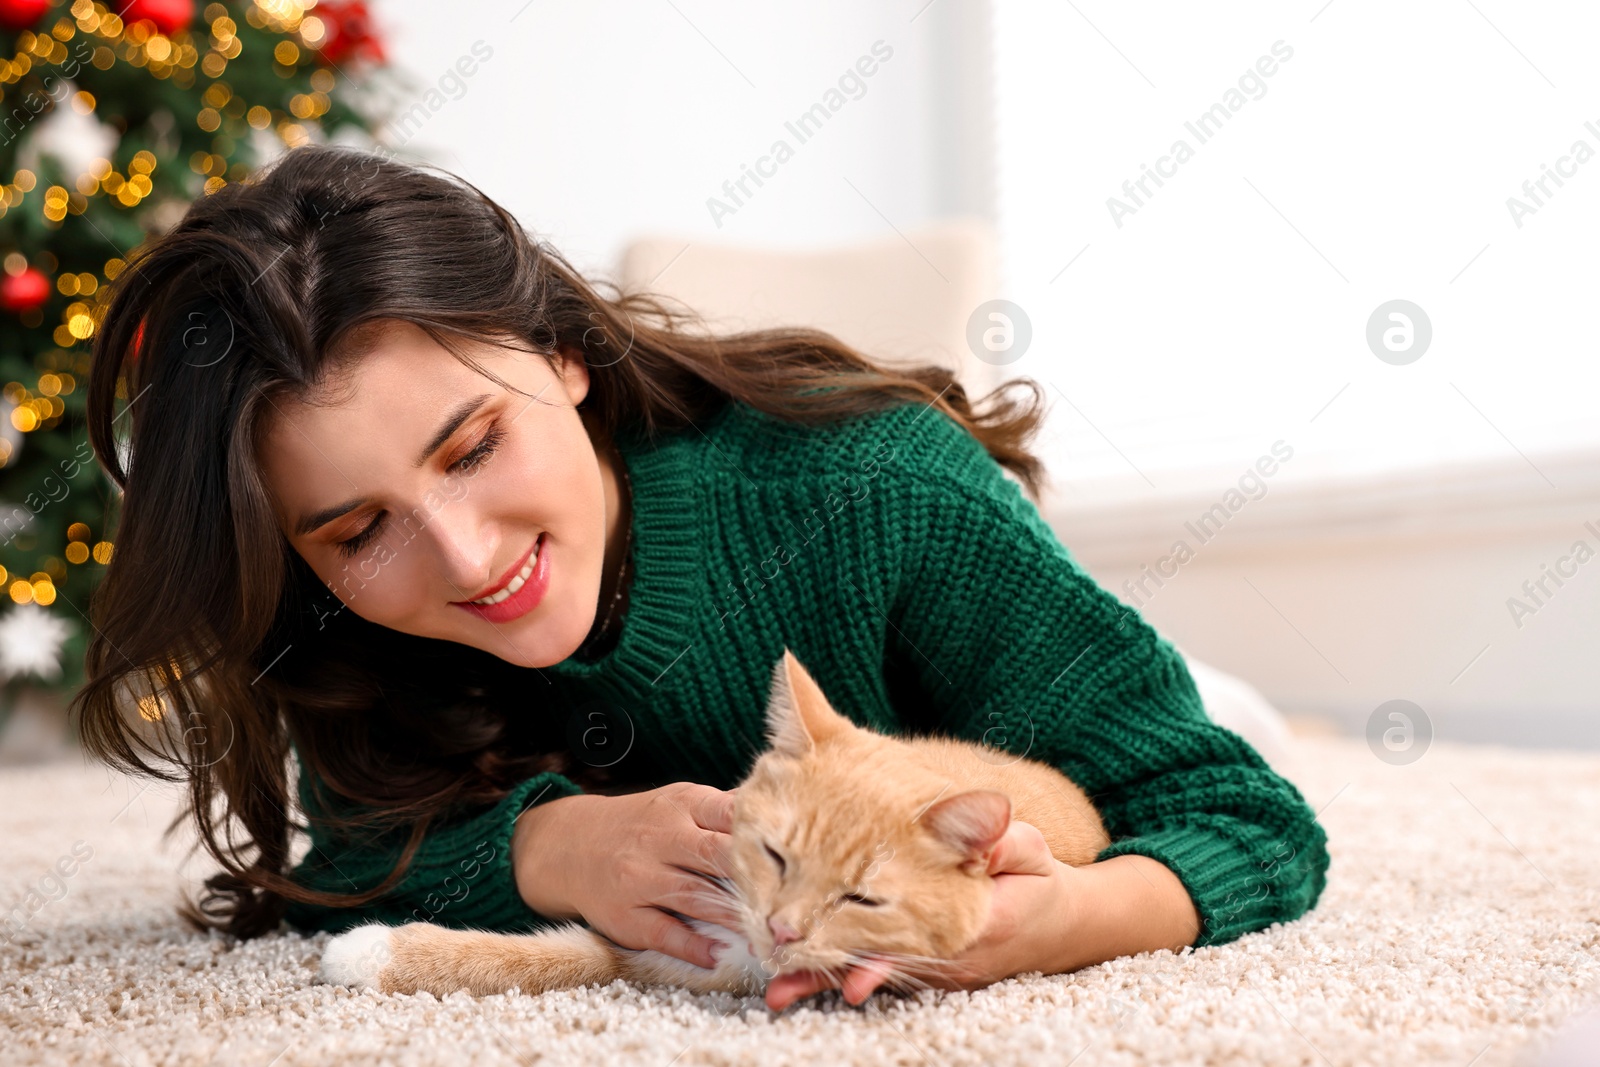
[{"xmin": 74, "ymin": 144, "xmax": 1327, "ymax": 1011}]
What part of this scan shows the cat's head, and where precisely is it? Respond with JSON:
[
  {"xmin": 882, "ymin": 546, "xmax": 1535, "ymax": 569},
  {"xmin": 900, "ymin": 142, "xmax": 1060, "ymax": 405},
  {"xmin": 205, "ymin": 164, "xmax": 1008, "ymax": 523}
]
[{"xmin": 727, "ymin": 648, "xmax": 1010, "ymax": 987}]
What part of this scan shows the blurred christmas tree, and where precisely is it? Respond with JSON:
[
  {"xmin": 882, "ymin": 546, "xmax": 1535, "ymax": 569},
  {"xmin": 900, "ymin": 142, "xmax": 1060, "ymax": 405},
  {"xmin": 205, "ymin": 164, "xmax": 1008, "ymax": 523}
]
[{"xmin": 0, "ymin": 0, "xmax": 398, "ymax": 719}]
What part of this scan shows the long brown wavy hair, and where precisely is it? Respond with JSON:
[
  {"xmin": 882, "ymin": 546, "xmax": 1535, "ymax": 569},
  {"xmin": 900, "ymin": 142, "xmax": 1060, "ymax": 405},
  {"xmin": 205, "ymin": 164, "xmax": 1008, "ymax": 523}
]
[{"xmin": 71, "ymin": 143, "xmax": 1049, "ymax": 939}]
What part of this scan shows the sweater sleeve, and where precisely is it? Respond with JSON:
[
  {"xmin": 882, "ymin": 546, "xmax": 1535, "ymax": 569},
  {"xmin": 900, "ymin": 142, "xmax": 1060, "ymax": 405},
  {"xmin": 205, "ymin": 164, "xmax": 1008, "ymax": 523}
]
[
  {"xmin": 282, "ymin": 757, "xmax": 585, "ymax": 935},
  {"xmin": 883, "ymin": 412, "xmax": 1328, "ymax": 947}
]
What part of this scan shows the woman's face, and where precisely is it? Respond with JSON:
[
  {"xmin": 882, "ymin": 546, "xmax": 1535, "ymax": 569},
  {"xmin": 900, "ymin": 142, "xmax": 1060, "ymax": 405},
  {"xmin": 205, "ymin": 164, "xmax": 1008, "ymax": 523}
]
[{"xmin": 258, "ymin": 321, "xmax": 615, "ymax": 669}]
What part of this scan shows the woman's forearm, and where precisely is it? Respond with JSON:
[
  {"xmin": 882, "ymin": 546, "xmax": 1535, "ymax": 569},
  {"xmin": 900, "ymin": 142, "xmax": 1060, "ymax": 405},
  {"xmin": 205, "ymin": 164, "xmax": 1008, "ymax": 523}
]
[
  {"xmin": 510, "ymin": 792, "xmax": 600, "ymax": 921},
  {"xmin": 1046, "ymin": 855, "xmax": 1202, "ymax": 973}
]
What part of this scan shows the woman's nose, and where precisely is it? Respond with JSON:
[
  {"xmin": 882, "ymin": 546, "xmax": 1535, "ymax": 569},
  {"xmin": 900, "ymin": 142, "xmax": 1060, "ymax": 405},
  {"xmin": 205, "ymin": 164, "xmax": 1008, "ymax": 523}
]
[{"xmin": 427, "ymin": 509, "xmax": 497, "ymax": 597}]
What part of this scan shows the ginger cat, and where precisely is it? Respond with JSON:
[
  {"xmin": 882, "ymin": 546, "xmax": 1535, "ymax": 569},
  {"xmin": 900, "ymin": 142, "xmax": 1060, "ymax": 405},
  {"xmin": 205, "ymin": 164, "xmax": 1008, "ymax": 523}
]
[{"xmin": 320, "ymin": 648, "xmax": 1109, "ymax": 1003}]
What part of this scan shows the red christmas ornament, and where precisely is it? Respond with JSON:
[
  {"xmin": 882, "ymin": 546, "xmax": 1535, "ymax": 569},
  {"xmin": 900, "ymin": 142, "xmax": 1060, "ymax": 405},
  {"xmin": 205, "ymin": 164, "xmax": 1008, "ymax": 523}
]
[
  {"xmin": 315, "ymin": 1, "xmax": 386, "ymax": 66},
  {"xmin": 0, "ymin": 0, "xmax": 50, "ymax": 32},
  {"xmin": 122, "ymin": 0, "xmax": 194, "ymax": 36},
  {"xmin": 0, "ymin": 266, "xmax": 50, "ymax": 313}
]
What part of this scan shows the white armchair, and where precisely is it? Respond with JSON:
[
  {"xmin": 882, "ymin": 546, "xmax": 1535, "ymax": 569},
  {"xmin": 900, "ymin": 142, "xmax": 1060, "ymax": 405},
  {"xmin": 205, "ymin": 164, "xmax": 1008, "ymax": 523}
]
[{"xmin": 615, "ymin": 218, "xmax": 1003, "ymax": 403}]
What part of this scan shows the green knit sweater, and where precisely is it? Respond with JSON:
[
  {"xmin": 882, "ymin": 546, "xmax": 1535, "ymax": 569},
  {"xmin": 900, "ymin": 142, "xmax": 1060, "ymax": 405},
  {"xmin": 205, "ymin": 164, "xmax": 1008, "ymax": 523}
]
[{"xmin": 283, "ymin": 398, "xmax": 1328, "ymax": 947}]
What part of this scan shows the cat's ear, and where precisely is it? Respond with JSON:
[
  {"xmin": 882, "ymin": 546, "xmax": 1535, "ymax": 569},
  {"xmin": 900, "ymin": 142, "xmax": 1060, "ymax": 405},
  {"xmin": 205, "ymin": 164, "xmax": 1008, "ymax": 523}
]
[
  {"xmin": 919, "ymin": 790, "xmax": 1012, "ymax": 874},
  {"xmin": 764, "ymin": 647, "xmax": 852, "ymax": 758}
]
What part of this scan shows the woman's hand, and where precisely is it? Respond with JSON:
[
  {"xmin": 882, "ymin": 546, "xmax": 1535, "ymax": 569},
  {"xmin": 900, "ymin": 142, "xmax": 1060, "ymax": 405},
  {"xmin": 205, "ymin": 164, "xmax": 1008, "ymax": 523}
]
[
  {"xmin": 512, "ymin": 782, "xmax": 742, "ymax": 970},
  {"xmin": 764, "ymin": 819, "xmax": 1078, "ymax": 1011}
]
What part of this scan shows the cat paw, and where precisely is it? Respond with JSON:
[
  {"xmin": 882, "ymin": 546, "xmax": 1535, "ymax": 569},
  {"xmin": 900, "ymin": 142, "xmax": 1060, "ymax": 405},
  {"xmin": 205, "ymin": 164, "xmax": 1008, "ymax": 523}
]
[{"xmin": 320, "ymin": 924, "xmax": 396, "ymax": 990}]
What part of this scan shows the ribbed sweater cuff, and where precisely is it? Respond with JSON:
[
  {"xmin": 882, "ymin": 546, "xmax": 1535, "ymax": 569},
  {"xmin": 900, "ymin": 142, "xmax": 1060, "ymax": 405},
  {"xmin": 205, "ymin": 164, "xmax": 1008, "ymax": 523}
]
[{"xmin": 1097, "ymin": 823, "xmax": 1321, "ymax": 947}]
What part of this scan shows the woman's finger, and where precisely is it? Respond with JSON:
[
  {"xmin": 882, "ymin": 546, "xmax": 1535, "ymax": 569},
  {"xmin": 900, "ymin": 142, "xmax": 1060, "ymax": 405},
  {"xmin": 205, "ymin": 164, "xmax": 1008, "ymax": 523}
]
[
  {"xmin": 658, "ymin": 869, "xmax": 743, "ymax": 930},
  {"xmin": 692, "ymin": 786, "xmax": 737, "ymax": 834},
  {"xmin": 683, "ymin": 825, "xmax": 731, "ymax": 880},
  {"xmin": 840, "ymin": 957, "xmax": 895, "ymax": 1005},
  {"xmin": 765, "ymin": 968, "xmax": 835, "ymax": 1011},
  {"xmin": 764, "ymin": 957, "xmax": 896, "ymax": 1011},
  {"xmin": 637, "ymin": 906, "xmax": 720, "ymax": 970},
  {"xmin": 660, "ymin": 828, "xmax": 730, "ymax": 889},
  {"xmin": 986, "ymin": 820, "xmax": 1054, "ymax": 877}
]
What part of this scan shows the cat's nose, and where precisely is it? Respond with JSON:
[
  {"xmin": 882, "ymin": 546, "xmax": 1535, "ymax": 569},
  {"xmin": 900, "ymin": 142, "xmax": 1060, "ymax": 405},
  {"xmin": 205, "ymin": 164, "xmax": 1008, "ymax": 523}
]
[{"xmin": 768, "ymin": 917, "xmax": 800, "ymax": 946}]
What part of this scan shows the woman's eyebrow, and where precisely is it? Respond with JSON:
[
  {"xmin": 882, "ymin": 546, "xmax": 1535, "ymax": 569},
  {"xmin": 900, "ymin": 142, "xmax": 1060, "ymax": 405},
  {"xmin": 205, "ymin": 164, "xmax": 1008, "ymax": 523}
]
[{"xmin": 293, "ymin": 392, "xmax": 495, "ymax": 537}]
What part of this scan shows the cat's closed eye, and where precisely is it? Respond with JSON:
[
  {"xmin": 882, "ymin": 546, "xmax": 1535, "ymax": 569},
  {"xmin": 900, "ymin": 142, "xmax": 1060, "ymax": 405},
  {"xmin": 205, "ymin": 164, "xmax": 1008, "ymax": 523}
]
[
  {"xmin": 764, "ymin": 842, "xmax": 786, "ymax": 875},
  {"xmin": 841, "ymin": 893, "xmax": 882, "ymax": 907}
]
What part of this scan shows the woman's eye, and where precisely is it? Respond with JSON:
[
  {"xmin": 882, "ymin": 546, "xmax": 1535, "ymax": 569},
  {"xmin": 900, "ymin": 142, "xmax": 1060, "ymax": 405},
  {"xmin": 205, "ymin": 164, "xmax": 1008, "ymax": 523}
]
[
  {"xmin": 450, "ymin": 424, "xmax": 505, "ymax": 474},
  {"xmin": 764, "ymin": 843, "xmax": 786, "ymax": 875},
  {"xmin": 331, "ymin": 425, "xmax": 503, "ymax": 558},
  {"xmin": 335, "ymin": 516, "xmax": 383, "ymax": 558}
]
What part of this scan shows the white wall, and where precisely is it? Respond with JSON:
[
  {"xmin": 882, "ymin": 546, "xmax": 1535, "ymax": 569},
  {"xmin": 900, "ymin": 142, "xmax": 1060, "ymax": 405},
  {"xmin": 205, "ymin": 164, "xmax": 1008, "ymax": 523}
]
[
  {"xmin": 985, "ymin": 1, "xmax": 1600, "ymax": 749},
  {"xmin": 362, "ymin": 0, "xmax": 989, "ymax": 279},
  {"xmin": 991, "ymin": 1, "xmax": 1600, "ymax": 486}
]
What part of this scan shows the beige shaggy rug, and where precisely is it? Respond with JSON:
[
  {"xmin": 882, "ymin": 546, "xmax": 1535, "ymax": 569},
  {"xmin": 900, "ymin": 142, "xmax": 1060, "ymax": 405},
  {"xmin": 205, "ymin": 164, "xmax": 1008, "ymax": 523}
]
[{"xmin": 3, "ymin": 736, "xmax": 1599, "ymax": 1067}]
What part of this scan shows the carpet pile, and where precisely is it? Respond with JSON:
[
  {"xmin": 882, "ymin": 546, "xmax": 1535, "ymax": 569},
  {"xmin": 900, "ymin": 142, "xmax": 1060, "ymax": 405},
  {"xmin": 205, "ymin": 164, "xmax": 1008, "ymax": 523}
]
[{"xmin": 3, "ymin": 736, "xmax": 1598, "ymax": 1066}]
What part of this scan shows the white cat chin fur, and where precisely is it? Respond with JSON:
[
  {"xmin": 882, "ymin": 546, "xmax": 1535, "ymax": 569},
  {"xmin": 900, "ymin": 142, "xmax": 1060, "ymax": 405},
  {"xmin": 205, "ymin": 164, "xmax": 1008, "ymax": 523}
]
[
  {"xmin": 320, "ymin": 924, "xmax": 396, "ymax": 990},
  {"xmin": 698, "ymin": 921, "xmax": 768, "ymax": 978},
  {"xmin": 619, "ymin": 920, "xmax": 773, "ymax": 996}
]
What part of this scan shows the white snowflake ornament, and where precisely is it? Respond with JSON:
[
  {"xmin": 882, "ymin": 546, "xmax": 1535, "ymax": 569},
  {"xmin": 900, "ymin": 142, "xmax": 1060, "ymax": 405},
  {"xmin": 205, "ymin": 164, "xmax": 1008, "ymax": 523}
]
[{"xmin": 0, "ymin": 603, "xmax": 73, "ymax": 683}]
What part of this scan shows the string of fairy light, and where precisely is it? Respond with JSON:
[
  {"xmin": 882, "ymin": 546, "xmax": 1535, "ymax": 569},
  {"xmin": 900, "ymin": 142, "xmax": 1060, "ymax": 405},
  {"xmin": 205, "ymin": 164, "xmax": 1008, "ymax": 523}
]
[{"xmin": 0, "ymin": 0, "xmax": 345, "ymax": 608}]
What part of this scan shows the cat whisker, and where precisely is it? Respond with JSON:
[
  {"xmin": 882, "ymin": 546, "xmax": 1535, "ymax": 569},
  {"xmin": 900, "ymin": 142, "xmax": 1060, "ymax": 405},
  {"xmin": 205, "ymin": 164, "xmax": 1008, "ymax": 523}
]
[
  {"xmin": 825, "ymin": 953, "xmax": 944, "ymax": 1000},
  {"xmin": 823, "ymin": 950, "xmax": 900, "ymax": 992},
  {"xmin": 674, "ymin": 884, "xmax": 750, "ymax": 931},
  {"xmin": 875, "ymin": 970, "xmax": 932, "ymax": 996},
  {"xmin": 821, "ymin": 962, "xmax": 854, "ymax": 991},
  {"xmin": 843, "ymin": 947, "xmax": 954, "ymax": 972},
  {"xmin": 847, "ymin": 949, "xmax": 973, "ymax": 993},
  {"xmin": 671, "ymin": 865, "xmax": 741, "ymax": 900},
  {"xmin": 678, "ymin": 886, "xmax": 737, "ymax": 909},
  {"xmin": 877, "ymin": 951, "xmax": 963, "ymax": 971}
]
